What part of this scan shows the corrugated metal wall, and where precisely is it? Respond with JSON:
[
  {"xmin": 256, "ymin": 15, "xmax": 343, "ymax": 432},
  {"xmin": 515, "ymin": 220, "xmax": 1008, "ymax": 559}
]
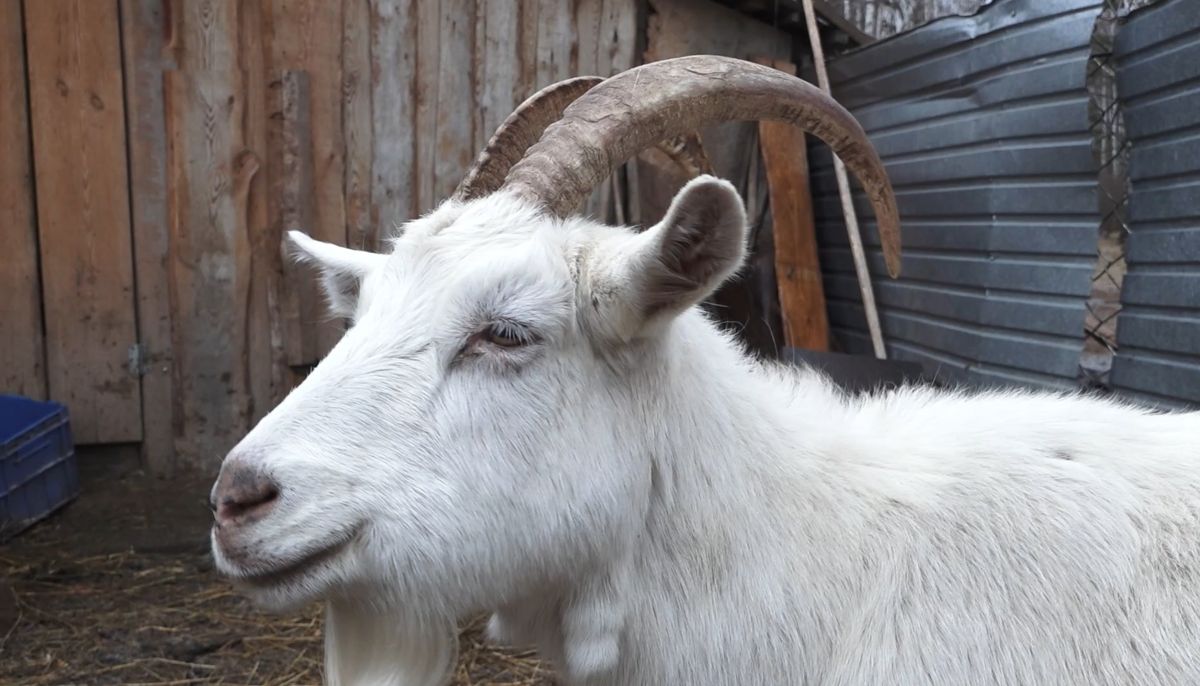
[
  {"xmin": 1109, "ymin": 0, "xmax": 1200, "ymax": 408},
  {"xmin": 810, "ymin": 0, "xmax": 1103, "ymax": 390}
]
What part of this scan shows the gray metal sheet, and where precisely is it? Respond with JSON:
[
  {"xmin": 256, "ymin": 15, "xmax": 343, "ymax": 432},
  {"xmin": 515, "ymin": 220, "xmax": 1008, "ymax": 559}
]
[
  {"xmin": 1110, "ymin": 0, "xmax": 1200, "ymax": 408},
  {"xmin": 810, "ymin": 0, "xmax": 1101, "ymax": 388},
  {"xmin": 823, "ymin": 276, "xmax": 1088, "ymax": 337},
  {"xmin": 1123, "ymin": 90, "xmax": 1200, "ymax": 141}
]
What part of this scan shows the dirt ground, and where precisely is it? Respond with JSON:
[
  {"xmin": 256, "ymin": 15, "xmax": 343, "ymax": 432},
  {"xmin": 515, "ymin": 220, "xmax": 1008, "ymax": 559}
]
[{"xmin": 0, "ymin": 449, "xmax": 554, "ymax": 685}]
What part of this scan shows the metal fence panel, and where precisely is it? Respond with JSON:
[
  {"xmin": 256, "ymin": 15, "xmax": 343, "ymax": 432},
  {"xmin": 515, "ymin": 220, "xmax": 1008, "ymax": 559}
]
[
  {"xmin": 1109, "ymin": 0, "xmax": 1200, "ymax": 408},
  {"xmin": 810, "ymin": 0, "xmax": 1102, "ymax": 390}
]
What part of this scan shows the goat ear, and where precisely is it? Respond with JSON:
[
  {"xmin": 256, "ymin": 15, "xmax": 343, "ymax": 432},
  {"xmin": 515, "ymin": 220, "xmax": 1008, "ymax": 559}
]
[
  {"xmin": 633, "ymin": 175, "xmax": 748, "ymax": 320},
  {"xmin": 286, "ymin": 231, "xmax": 386, "ymax": 318}
]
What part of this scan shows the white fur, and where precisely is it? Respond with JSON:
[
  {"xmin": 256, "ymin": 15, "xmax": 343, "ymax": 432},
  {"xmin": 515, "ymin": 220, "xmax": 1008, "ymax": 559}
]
[
  {"xmin": 212, "ymin": 176, "xmax": 1200, "ymax": 685},
  {"xmin": 323, "ymin": 600, "xmax": 456, "ymax": 686}
]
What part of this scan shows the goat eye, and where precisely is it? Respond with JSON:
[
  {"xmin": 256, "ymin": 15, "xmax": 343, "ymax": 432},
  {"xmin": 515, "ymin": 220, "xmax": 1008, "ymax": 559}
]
[{"xmin": 482, "ymin": 324, "xmax": 529, "ymax": 348}]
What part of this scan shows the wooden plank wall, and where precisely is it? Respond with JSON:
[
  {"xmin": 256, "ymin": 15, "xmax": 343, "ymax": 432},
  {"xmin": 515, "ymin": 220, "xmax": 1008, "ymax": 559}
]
[
  {"xmin": 4, "ymin": 0, "xmax": 645, "ymax": 471},
  {"xmin": 6, "ymin": 0, "xmax": 799, "ymax": 469}
]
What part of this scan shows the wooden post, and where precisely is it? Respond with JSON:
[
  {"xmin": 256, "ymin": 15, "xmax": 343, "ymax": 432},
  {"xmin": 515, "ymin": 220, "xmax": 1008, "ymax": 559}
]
[{"xmin": 757, "ymin": 60, "xmax": 830, "ymax": 351}]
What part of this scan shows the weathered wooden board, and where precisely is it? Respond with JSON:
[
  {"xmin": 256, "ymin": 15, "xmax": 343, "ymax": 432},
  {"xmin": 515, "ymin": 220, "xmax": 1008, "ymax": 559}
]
[
  {"xmin": 342, "ymin": 0, "xmax": 375, "ymax": 250},
  {"xmin": 120, "ymin": 0, "xmax": 175, "ymax": 471},
  {"xmin": 536, "ymin": 0, "xmax": 574, "ymax": 84},
  {"xmin": 270, "ymin": 70, "xmax": 321, "ymax": 368},
  {"xmin": 476, "ymin": 0, "xmax": 521, "ymax": 150},
  {"xmin": 241, "ymin": 0, "xmax": 290, "ymax": 425},
  {"xmin": 516, "ymin": 0, "xmax": 541, "ymax": 99},
  {"xmin": 0, "ymin": 0, "xmax": 45, "ymax": 400},
  {"xmin": 24, "ymin": 0, "xmax": 142, "ymax": 443},
  {"xmin": 369, "ymin": 0, "xmax": 417, "ymax": 234},
  {"xmin": 434, "ymin": 0, "xmax": 476, "ymax": 203},
  {"xmin": 270, "ymin": 0, "xmax": 348, "ymax": 360},
  {"xmin": 597, "ymin": 0, "xmax": 639, "ymax": 75},
  {"xmin": 163, "ymin": 0, "xmax": 254, "ymax": 463},
  {"xmin": 759, "ymin": 64, "xmax": 829, "ymax": 351},
  {"xmin": 575, "ymin": 0, "xmax": 602, "ymax": 76},
  {"xmin": 415, "ymin": 0, "xmax": 441, "ymax": 213}
]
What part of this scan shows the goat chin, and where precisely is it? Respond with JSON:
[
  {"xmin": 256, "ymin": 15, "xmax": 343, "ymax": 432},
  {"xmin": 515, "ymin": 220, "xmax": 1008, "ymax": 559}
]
[{"xmin": 323, "ymin": 600, "xmax": 457, "ymax": 686}]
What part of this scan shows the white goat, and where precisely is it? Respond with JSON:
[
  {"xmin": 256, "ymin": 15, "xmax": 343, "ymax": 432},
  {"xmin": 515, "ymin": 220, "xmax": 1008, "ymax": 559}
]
[{"xmin": 209, "ymin": 56, "xmax": 1200, "ymax": 685}]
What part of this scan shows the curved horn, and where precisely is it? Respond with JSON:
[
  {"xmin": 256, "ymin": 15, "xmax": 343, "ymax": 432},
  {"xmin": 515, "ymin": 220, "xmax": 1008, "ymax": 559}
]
[
  {"xmin": 500, "ymin": 55, "xmax": 902, "ymax": 277},
  {"xmin": 454, "ymin": 76, "xmax": 715, "ymax": 203},
  {"xmin": 453, "ymin": 76, "xmax": 603, "ymax": 202}
]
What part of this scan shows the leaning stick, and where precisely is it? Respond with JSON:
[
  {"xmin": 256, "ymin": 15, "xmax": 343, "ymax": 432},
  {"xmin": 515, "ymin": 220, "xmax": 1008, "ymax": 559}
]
[{"xmin": 800, "ymin": 0, "xmax": 888, "ymax": 359}]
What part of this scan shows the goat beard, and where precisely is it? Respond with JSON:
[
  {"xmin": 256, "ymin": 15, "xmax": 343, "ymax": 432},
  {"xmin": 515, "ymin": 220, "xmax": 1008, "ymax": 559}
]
[{"xmin": 323, "ymin": 598, "xmax": 458, "ymax": 686}]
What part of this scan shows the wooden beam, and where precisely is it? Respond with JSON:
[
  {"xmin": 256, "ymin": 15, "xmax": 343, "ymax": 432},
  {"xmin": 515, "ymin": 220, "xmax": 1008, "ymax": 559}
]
[
  {"xmin": 756, "ymin": 58, "xmax": 829, "ymax": 351},
  {"xmin": 0, "ymin": 0, "xmax": 46, "ymax": 400}
]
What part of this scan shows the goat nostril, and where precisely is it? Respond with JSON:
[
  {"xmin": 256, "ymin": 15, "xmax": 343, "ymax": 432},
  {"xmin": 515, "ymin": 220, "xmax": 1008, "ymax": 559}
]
[{"xmin": 213, "ymin": 470, "xmax": 280, "ymax": 525}]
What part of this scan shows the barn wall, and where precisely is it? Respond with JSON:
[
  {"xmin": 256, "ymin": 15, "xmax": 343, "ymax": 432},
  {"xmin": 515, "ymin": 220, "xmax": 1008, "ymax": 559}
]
[
  {"xmin": 811, "ymin": 0, "xmax": 1104, "ymax": 390},
  {"xmin": 3, "ymin": 0, "xmax": 643, "ymax": 471},
  {"xmin": 1109, "ymin": 0, "xmax": 1200, "ymax": 408},
  {"xmin": 4, "ymin": 0, "xmax": 788, "ymax": 471}
]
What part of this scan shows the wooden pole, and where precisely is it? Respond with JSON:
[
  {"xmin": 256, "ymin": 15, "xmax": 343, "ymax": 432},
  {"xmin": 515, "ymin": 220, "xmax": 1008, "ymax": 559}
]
[{"xmin": 800, "ymin": 0, "xmax": 888, "ymax": 359}]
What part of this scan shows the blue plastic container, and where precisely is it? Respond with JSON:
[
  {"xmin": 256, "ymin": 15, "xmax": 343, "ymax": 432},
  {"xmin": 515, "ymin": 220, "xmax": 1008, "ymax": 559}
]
[{"xmin": 0, "ymin": 395, "xmax": 79, "ymax": 542}]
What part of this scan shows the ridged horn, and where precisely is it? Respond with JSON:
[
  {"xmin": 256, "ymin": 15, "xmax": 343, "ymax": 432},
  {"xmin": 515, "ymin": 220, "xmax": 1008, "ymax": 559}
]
[
  {"xmin": 499, "ymin": 55, "xmax": 902, "ymax": 277},
  {"xmin": 453, "ymin": 76, "xmax": 603, "ymax": 202}
]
